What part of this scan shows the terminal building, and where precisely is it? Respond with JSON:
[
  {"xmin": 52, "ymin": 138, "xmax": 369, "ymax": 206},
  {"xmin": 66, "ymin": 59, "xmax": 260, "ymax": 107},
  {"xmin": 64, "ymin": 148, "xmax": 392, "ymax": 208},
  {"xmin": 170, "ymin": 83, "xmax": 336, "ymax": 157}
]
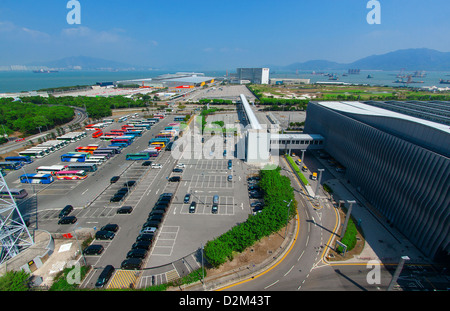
[
  {"xmin": 303, "ymin": 101, "xmax": 450, "ymax": 261},
  {"xmin": 230, "ymin": 68, "xmax": 270, "ymax": 85},
  {"xmin": 116, "ymin": 72, "xmax": 215, "ymax": 88}
]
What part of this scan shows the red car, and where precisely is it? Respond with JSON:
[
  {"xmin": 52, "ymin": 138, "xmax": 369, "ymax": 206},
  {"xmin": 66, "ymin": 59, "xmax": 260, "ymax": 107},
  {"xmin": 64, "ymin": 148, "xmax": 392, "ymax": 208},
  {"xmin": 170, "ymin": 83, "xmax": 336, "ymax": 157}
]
[{"xmin": 15, "ymin": 138, "xmax": 25, "ymax": 142}]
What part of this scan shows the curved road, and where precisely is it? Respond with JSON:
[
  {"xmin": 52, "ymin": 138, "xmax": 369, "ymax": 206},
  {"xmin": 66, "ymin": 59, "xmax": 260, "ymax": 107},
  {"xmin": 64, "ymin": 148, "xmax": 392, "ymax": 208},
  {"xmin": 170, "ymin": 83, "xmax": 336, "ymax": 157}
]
[{"xmin": 217, "ymin": 157, "xmax": 340, "ymax": 291}]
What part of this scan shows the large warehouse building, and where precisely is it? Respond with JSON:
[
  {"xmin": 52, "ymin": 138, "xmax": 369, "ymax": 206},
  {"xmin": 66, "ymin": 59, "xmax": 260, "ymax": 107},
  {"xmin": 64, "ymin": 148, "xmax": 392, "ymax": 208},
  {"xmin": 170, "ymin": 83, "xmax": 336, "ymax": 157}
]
[{"xmin": 304, "ymin": 101, "xmax": 449, "ymax": 261}]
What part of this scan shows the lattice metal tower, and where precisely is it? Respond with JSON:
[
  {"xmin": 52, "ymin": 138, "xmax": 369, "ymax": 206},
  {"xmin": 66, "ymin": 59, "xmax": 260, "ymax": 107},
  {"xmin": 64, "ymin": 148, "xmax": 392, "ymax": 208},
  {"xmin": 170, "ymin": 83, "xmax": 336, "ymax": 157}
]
[{"xmin": 0, "ymin": 172, "xmax": 34, "ymax": 265}]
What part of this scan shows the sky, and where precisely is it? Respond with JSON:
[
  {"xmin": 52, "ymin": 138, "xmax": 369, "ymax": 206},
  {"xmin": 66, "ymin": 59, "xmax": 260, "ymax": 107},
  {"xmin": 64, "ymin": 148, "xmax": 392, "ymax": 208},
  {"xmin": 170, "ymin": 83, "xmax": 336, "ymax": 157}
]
[{"xmin": 1, "ymin": 0, "xmax": 450, "ymax": 70}]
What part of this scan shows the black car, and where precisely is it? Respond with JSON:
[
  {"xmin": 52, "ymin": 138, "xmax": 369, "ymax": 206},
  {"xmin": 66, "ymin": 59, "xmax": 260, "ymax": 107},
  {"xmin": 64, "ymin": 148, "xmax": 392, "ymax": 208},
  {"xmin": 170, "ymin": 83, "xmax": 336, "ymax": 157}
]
[
  {"xmin": 172, "ymin": 168, "xmax": 183, "ymax": 173},
  {"xmin": 116, "ymin": 187, "xmax": 129, "ymax": 195},
  {"xmin": 136, "ymin": 233, "xmax": 155, "ymax": 242},
  {"xmin": 149, "ymin": 209, "xmax": 165, "ymax": 217},
  {"xmin": 132, "ymin": 240, "xmax": 152, "ymax": 251},
  {"xmin": 58, "ymin": 216, "xmax": 77, "ymax": 224},
  {"xmin": 148, "ymin": 214, "xmax": 163, "ymax": 222},
  {"xmin": 156, "ymin": 197, "xmax": 171, "ymax": 204},
  {"xmin": 143, "ymin": 221, "xmax": 160, "ymax": 230},
  {"xmin": 250, "ymin": 193, "xmax": 263, "ymax": 199},
  {"xmin": 142, "ymin": 161, "xmax": 152, "ymax": 166},
  {"xmin": 160, "ymin": 193, "xmax": 173, "ymax": 199},
  {"xmin": 83, "ymin": 244, "xmax": 104, "ymax": 255},
  {"xmin": 117, "ymin": 206, "xmax": 133, "ymax": 214},
  {"xmin": 120, "ymin": 258, "xmax": 143, "ymax": 270},
  {"xmin": 110, "ymin": 195, "xmax": 124, "ymax": 203},
  {"xmin": 155, "ymin": 200, "xmax": 170, "ymax": 207},
  {"xmin": 58, "ymin": 205, "xmax": 73, "ymax": 218},
  {"xmin": 211, "ymin": 204, "xmax": 218, "ymax": 214},
  {"xmin": 126, "ymin": 249, "xmax": 148, "ymax": 259},
  {"xmin": 189, "ymin": 202, "xmax": 196, "ymax": 213},
  {"xmin": 168, "ymin": 176, "xmax": 181, "ymax": 182},
  {"xmin": 101, "ymin": 224, "xmax": 119, "ymax": 232},
  {"xmin": 184, "ymin": 194, "xmax": 191, "ymax": 204},
  {"xmin": 95, "ymin": 265, "xmax": 115, "ymax": 288},
  {"xmin": 124, "ymin": 180, "xmax": 136, "ymax": 188},
  {"xmin": 152, "ymin": 204, "xmax": 168, "ymax": 212},
  {"xmin": 110, "ymin": 176, "xmax": 120, "ymax": 183},
  {"xmin": 95, "ymin": 230, "xmax": 115, "ymax": 240},
  {"xmin": 248, "ymin": 185, "xmax": 261, "ymax": 191}
]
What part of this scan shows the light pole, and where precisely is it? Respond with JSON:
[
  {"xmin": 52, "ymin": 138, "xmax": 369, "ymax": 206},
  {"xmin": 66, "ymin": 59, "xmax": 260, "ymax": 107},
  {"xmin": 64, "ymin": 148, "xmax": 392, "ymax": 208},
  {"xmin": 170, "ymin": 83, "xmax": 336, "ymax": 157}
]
[
  {"xmin": 387, "ymin": 256, "xmax": 410, "ymax": 291},
  {"xmin": 314, "ymin": 168, "xmax": 325, "ymax": 198},
  {"xmin": 283, "ymin": 199, "xmax": 293, "ymax": 239}
]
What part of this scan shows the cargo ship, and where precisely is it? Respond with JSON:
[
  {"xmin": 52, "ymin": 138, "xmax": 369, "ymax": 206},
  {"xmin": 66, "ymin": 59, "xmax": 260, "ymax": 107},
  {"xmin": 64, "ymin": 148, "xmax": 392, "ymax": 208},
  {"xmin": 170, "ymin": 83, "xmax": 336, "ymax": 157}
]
[{"xmin": 439, "ymin": 79, "xmax": 450, "ymax": 84}]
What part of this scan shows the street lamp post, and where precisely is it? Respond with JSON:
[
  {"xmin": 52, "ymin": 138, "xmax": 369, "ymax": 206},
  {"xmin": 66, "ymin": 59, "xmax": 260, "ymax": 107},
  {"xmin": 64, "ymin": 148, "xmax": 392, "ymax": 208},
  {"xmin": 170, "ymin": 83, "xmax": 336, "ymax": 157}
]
[
  {"xmin": 283, "ymin": 199, "xmax": 293, "ymax": 239},
  {"xmin": 314, "ymin": 168, "xmax": 325, "ymax": 198}
]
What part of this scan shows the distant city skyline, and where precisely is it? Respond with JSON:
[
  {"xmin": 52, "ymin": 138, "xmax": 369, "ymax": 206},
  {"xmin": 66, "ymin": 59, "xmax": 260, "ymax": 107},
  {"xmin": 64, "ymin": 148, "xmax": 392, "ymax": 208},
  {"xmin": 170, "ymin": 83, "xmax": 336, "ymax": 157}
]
[{"xmin": 1, "ymin": 0, "xmax": 450, "ymax": 70}]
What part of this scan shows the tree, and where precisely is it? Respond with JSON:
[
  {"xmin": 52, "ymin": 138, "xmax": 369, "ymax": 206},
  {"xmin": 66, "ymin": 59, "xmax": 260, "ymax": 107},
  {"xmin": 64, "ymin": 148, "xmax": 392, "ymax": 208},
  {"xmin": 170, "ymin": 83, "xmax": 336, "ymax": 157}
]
[{"xmin": 0, "ymin": 270, "xmax": 30, "ymax": 291}]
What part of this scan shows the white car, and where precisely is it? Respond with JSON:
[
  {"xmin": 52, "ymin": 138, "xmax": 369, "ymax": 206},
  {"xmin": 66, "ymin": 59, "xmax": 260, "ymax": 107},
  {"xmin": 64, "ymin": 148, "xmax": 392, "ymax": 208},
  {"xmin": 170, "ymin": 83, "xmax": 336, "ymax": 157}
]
[
  {"xmin": 176, "ymin": 163, "xmax": 185, "ymax": 168},
  {"xmin": 151, "ymin": 164, "xmax": 162, "ymax": 169}
]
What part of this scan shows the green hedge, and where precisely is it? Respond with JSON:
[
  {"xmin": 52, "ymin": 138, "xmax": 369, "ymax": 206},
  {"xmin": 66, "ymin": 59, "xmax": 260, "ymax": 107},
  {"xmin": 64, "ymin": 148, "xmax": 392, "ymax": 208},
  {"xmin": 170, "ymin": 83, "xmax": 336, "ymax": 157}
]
[
  {"xmin": 204, "ymin": 166, "xmax": 296, "ymax": 268},
  {"xmin": 285, "ymin": 155, "xmax": 309, "ymax": 185},
  {"xmin": 337, "ymin": 218, "xmax": 358, "ymax": 253}
]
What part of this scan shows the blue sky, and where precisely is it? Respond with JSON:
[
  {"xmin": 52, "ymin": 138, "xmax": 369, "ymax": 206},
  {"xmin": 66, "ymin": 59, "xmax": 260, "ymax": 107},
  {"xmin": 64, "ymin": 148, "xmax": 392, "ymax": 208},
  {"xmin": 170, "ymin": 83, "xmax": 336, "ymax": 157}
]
[{"xmin": 1, "ymin": 0, "xmax": 450, "ymax": 70}]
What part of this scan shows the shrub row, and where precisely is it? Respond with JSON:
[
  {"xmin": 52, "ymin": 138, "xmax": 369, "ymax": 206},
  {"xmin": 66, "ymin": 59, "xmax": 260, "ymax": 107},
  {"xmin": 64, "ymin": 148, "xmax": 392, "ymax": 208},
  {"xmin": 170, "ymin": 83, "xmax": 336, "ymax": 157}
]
[{"xmin": 204, "ymin": 166, "xmax": 296, "ymax": 268}]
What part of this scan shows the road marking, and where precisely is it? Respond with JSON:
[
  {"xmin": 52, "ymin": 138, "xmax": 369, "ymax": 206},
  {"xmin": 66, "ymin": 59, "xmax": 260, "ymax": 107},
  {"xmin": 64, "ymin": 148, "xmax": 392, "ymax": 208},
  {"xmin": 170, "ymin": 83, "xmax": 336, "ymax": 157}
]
[
  {"xmin": 284, "ymin": 265, "xmax": 294, "ymax": 276},
  {"xmin": 264, "ymin": 279, "xmax": 279, "ymax": 289},
  {"xmin": 81, "ymin": 189, "xmax": 89, "ymax": 195}
]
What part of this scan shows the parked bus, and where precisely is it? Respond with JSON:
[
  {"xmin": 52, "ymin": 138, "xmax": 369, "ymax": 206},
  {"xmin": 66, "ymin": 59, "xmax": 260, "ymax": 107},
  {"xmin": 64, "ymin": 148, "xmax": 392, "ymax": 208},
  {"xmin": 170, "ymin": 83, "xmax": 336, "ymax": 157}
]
[
  {"xmin": 155, "ymin": 133, "xmax": 173, "ymax": 139},
  {"xmin": 75, "ymin": 146, "xmax": 98, "ymax": 154},
  {"xmin": 133, "ymin": 124, "xmax": 150, "ymax": 130},
  {"xmin": 118, "ymin": 116, "xmax": 128, "ymax": 123},
  {"xmin": 89, "ymin": 156, "xmax": 107, "ymax": 162},
  {"xmin": 19, "ymin": 149, "xmax": 46, "ymax": 158},
  {"xmin": 61, "ymin": 153, "xmax": 88, "ymax": 162},
  {"xmin": 126, "ymin": 153, "xmax": 151, "ymax": 160},
  {"xmin": 124, "ymin": 131, "xmax": 142, "ymax": 137},
  {"xmin": 97, "ymin": 147, "xmax": 121, "ymax": 154},
  {"xmin": 55, "ymin": 170, "xmax": 88, "ymax": 180},
  {"xmin": 102, "ymin": 119, "xmax": 114, "ymax": 123},
  {"xmin": 109, "ymin": 142, "xmax": 128, "ymax": 149},
  {"xmin": 142, "ymin": 148, "xmax": 159, "ymax": 157},
  {"xmin": 92, "ymin": 130, "xmax": 103, "ymax": 138},
  {"xmin": 5, "ymin": 156, "xmax": 33, "ymax": 164},
  {"xmin": 93, "ymin": 150, "xmax": 115, "ymax": 157},
  {"xmin": 151, "ymin": 142, "xmax": 166, "ymax": 148},
  {"xmin": 111, "ymin": 129, "xmax": 126, "ymax": 134},
  {"xmin": 110, "ymin": 138, "xmax": 132, "ymax": 146},
  {"xmin": 149, "ymin": 138, "xmax": 171, "ymax": 144},
  {"xmin": 36, "ymin": 165, "xmax": 67, "ymax": 175},
  {"xmin": 99, "ymin": 136, "xmax": 114, "ymax": 141},
  {"xmin": 0, "ymin": 188, "xmax": 28, "ymax": 199},
  {"xmin": 0, "ymin": 161, "xmax": 23, "ymax": 171},
  {"xmin": 67, "ymin": 163, "xmax": 98, "ymax": 172},
  {"xmin": 85, "ymin": 158, "xmax": 104, "ymax": 166},
  {"xmin": 19, "ymin": 173, "xmax": 54, "ymax": 184}
]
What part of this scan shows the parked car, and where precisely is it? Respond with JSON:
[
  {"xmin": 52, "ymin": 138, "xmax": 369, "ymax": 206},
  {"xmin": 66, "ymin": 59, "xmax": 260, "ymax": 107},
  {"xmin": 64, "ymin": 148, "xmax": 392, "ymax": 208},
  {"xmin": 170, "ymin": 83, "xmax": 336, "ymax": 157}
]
[
  {"xmin": 126, "ymin": 249, "xmax": 148, "ymax": 259},
  {"xmin": 83, "ymin": 244, "xmax": 104, "ymax": 255},
  {"xmin": 95, "ymin": 265, "xmax": 115, "ymax": 288},
  {"xmin": 117, "ymin": 206, "xmax": 133, "ymax": 214},
  {"xmin": 168, "ymin": 176, "xmax": 181, "ymax": 182},
  {"xmin": 110, "ymin": 176, "xmax": 120, "ymax": 183},
  {"xmin": 211, "ymin": 204, "xmax": 218, "ymax": 214},
  {"xmin": 149, "ymin": 209, "xmax": 165, "ymax": 217},
  {"xmin": 151, "ymin": 163, "xmax": 162, "ymax": 169},
  {"xmin": 124, "ymin": 180, "xmax": 136, "ymax": 188},
  {"xmin": 176, "ymin": 163, "xmax": 185, "ymax": 168},
  {"xmin": 58, "ymin": 205, "xmax": 74, "ymax": 218},
  {"xmin": 172, "ymin": 168, "xmax": 183, "ymax": 173},
  {"xmin": 140, "ymin": 227, "xmax": 157, "ymax": 234},
  {"xmin": 101, "ymin": 224, "xmax": 119, "ymax": 232},
  {"xmin": 136, "ymin": 233, "xmax": 155, "ymax": 242},
  {"xmin": 189, "ymin": 201, "xmax": 196, "ymax": 213},
  {"xmin": 95, "ymin": 230, "xmax": 115, "ymax": 240},
  {"xmin": 142, "ymin": 161, "xmax": 152, "ymax": 166},
  {"xmin": 184, "ymin": 194, "xmax": 191, "ymax": 203},
  {"xmin": 120, "ymin": 258, "xmax": 142, "ymax": 270},
  {"xmin": 132, "ymin": 241, "xmax": 152, "ymax": 251},
  {"xmin": 148, "ymin": 214, "xmax": 163, "ymax": 222},
  {"xmin": 227, "ymin": 175, "xmax": 232, "ymax": 182},
  {"xmin": 58, "ymin": 216, "xmax": 77, "ymax": 225},
  {"xmin": 110, "ymin": 195, "xmax": 124, "ymax": 203},
  {"xmin": 143, "ymin": 221, "xmax": 159, "ymax": 229}
]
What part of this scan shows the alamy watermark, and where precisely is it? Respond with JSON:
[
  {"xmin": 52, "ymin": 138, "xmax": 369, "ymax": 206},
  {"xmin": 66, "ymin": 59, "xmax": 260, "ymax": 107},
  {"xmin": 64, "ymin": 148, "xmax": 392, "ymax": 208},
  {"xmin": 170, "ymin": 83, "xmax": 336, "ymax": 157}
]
[
  {"xmin": 367, "ymin": 0, "xmax": 381, "ymax": 24},
  {"xmin": 366, "ymin": 260, "xmax": 382, "ymax": 285},
  {"xmin": 67, "ymin": 0, "xmax": 81, "ymax": 25}
]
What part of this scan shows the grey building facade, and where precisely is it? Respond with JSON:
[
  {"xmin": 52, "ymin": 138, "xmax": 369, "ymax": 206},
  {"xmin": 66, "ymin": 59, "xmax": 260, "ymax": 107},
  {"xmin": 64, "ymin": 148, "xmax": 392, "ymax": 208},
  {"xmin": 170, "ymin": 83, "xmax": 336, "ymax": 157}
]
[{"xmin": 304, "ymin": 101, "xmax": 449, "ymax": 261}]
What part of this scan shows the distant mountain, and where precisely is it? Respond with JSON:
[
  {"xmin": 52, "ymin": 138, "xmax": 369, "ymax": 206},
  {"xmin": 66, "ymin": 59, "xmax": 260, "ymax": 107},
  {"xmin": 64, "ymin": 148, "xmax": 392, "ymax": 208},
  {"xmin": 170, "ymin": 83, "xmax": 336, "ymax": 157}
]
[
  {"xmin": 278, "ymin": 48, "xmax": 450, "ymax": 71},
  {"xmin": 30, "ymin": 56, "xmax": 137, "ymax": 70}
]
